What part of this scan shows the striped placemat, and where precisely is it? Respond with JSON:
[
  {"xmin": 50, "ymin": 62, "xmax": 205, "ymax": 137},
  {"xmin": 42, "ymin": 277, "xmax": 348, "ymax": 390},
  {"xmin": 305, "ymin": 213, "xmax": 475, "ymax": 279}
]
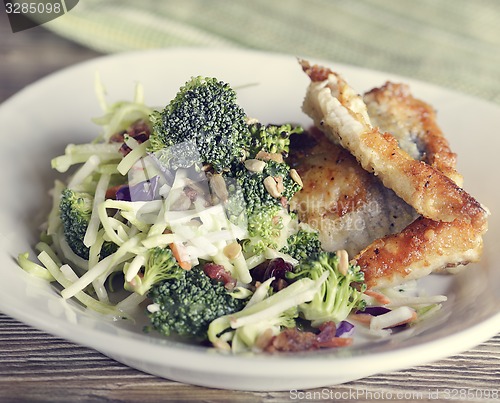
[{"xmin": 41, "ymin": 0, "xmax": 500, "ymax": 104}]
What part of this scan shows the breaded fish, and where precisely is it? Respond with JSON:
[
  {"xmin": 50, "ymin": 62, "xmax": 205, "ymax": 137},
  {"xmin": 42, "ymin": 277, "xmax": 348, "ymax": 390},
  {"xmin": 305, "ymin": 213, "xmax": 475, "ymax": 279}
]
[
  {"xmin": 364, "ymin": 82, "xmax": 463, "ymax": 187},
  {"xmin": 289, "ymin": 129, "xmax": 416, "ymax": 257},
  {"xmin": 299, "ymin": 60, "xmax": 486, "ymax": 227},
  {"xmin": 295, "ymin": 60, "xmax": 489, "ymax": 288}
]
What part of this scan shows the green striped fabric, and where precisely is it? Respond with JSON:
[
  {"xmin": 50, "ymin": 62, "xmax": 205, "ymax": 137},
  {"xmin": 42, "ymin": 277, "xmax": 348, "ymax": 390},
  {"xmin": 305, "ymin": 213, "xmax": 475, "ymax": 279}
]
[{"xmin": 45, "ymin": 0, "xmax": 500, "ymax": 103}]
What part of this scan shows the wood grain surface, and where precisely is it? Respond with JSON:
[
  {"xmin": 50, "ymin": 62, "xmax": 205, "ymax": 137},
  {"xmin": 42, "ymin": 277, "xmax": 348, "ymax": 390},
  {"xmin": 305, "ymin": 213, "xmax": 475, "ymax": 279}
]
[{"xmin": 1, "ymin": 12, "xmax": 499, "ymax": 403}]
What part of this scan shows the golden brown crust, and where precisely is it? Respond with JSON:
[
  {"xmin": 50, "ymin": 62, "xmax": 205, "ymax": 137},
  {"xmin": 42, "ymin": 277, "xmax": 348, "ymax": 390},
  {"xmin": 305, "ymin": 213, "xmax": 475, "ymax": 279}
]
[
  {"xmin": 359, "ymin": 126, "xmax": 486, "ymax": 229},
  {"xmin": 364, "ymin": 82, "xmax": 462, "ymax": 186},
  {"xmin": 296, "ymin": 60, "xmax": 489, "ymax": 289},
  {"xmin": 289, "ymin": 128, "xmax": 416, "ymax": 258},
  {"xmin": 356, "ymin": 216, "xmax": 484, "ymax": 289},
  {"xmin": 291, "ymin": 129, "xmax": 371, "ymax": 217},
  {"xmin": 301, "ymin": 61, "xmax": 487, "ymax": 227},
  {"xmin": 299, "ymin": 59, "xmax": 332, "ymax": 82}
]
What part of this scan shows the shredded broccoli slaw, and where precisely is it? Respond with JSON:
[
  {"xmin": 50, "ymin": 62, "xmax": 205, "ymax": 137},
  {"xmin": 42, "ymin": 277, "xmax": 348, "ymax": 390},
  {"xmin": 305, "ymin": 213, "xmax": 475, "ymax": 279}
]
[{"xmin": 18, "ymin": 74, "xmax": 447, "ymax": 354}]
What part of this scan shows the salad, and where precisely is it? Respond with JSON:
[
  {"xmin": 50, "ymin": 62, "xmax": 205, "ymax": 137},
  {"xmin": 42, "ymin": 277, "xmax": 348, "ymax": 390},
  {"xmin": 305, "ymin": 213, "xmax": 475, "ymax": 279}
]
[{"xmin": 18, "ymin": 73, "xmax": 445, "ymax": 353}]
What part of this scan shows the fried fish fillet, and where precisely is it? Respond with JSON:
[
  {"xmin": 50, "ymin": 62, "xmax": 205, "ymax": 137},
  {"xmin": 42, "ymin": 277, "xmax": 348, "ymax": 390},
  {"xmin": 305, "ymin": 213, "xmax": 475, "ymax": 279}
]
[
  {"xmin": 299, "ymin": 60, "xmax": 486, "ymax": 227},
  {"xmin": 289, "ymin": 129, "xmax": 417, "ymax": 257},
  {"xmin": 364, "ymin": 82, "xmax": 463, "ymax": 187},
  {"xmin": 295, "ymin": 61, "xmax": 489, "ymax": 288},
  {"xmin": 290, "ymin": 130, "xmax": 484, "ymax": 289}
]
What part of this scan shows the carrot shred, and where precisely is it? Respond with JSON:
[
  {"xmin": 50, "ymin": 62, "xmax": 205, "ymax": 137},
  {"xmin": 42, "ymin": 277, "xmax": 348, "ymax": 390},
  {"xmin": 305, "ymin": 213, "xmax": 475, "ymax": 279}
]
[
  {"xmin": 349, "ymin": 313, "xmax": 372, "ymax": 325},
  {"xmin": 316, "ymin": 337, "xmax": 353, "ymax": 348},
  {"xmin": 364, "ymin": 289, "xmax": 391, "ymax": 305},
  {"xmin": 390, "ymin": 310, "xmax": 418, "ymax": 327},
  {"xmin": 169, "ymin": 243, "xmax": 192, "ymax": 271}
]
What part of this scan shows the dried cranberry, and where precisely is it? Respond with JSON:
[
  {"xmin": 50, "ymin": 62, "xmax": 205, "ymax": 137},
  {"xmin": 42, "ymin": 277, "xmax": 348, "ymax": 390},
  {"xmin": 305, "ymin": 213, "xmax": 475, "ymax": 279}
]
[
  {"xmin": 264, "ymin": 258, "xmax": 293, "ymax": 281},
  {"xmin": 250, "ymin": 262, "xmax": 268, "ymax": 283},
  {"xmin": 252, "ymin": 258, "xmax": 293, "ymax": 291}
]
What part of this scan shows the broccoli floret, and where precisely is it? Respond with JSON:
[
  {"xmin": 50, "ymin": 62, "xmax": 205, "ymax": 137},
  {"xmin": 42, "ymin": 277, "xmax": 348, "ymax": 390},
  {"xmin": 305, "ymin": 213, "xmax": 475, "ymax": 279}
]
[
  {"xmin": 208, "ymin": 274, "xmax": 327, "ymax": 352},
  {"xmin": 243, "ymin": 205, "xmax": 289, "ymax": 254},
  {"xmin": 148, "ymin": 76, "xmax": 250, "ymax": 172},
  {"xmin": 125, "ymin": 247, "xmax": 184, "ymax": 296},
  {"xmin": 232, "ymin": 305, "xmax": 298, "ymax": 353},
  {"xmin": 230, "ymin": 160, "xmax": 301, "ymax": 253},
  {"xmin": 59, "ymin": 188, "xmax": 92, "ymax": 259},
  {"xmin": 235, "ymin": 160, "xmax": 301, "ymax": 212},
  {"xmin": 286, "ymin": 252, "xmax": 366, "ymax": 326},
  {"xmin": 59, "ymin": 189, "xmax": 116, "ymax": 260},
  {"xmin": 248, "ymin": 123, "xmax": 304, "ymax": 157},
  {"xmin": 280, "ymin": 228, "xmax": 322, "ymax": 261},
  {"xmin": 152, "ymin": 140, "xmax": 201, "ymax": 171},
  {"xmin": 147, "ymin": 266, "xmax": 246, "ymax": 339}
]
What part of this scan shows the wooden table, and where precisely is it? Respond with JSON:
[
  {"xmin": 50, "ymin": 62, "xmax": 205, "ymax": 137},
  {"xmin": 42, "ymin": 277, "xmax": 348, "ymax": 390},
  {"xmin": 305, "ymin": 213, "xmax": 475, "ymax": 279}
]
[{"xmin": 1, "ymin": 15, "xmax": 499, "ymax": 403}]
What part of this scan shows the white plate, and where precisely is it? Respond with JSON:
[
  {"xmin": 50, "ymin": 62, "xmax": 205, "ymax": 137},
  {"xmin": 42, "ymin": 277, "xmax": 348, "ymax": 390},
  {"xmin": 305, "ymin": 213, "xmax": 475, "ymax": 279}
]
[{"xmin": 0, "ymin": 48, "xmax": 499, "ymax": 392}]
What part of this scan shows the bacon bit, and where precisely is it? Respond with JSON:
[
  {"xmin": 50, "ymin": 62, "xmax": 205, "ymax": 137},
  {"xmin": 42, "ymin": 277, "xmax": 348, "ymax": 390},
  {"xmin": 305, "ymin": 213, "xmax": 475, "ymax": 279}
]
[
  {"xmin": 280, "ymin": 197, "xmax": 288, "ymax": 208},
  {"xmin": 317, "ymin": 321, "xmax": 336, "ymax": 333},
  {"xmin": 127, "ymin": 119, "xmax": 151, "ymax": 139},
  {"xmin": 203, "ymin": 262, "xmax": 237, "ymax": 290},
  {"xmin": 263, "ymin": 321, "xmax": 353, "ymax": 352},
  {"xmin": 254, "ymin": 328, "xmax": 275, "ymax": 350},
  {"xmin": 168, "ymin": 243, "xmax": 192, "ymax": 271},
  {"xmin": 364, "ymin": 289, "xmax": 391, "ymax": 305},
  {"xmin": 265, "ymin": 328, "xmax": 318, "ymax": 352},
  {"xmin": 315, "ymin": 321, "xmax": 352, "ymax": 347},
  {"xmin": 111, "ymin": 119, "xmax": 151, "ymax": 156}
]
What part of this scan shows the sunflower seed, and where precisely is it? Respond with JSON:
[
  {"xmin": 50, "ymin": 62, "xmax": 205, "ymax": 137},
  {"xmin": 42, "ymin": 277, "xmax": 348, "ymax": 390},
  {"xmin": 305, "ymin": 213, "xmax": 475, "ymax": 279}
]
[
  {"xmin": 337, "ymin": 249, "xmax": 349, "ymax": 276},
  {"xmin": 256, "ymin": 150, "xmax": 284, "ymax": 163},
  {"xmin": 223, "ymin": 242, "xmax": 242, "ymax": 260},
  {"xmin": 210, "ymin": 173, "xmax": 229, "ymax": 202},
  {"xmin": 244, "ymin": 159, "xmax": 266, "ymax": 173},
  {"xmin": 264, "ymin": 176, "xmax": 282, "ymax": 198},
  {"xmin": 289, "ymin": 168, "xmax": 303, "ymax": 187},
  {"xmin": 274, "ymin": 176, "xmax": 284, "ymax": 193}
]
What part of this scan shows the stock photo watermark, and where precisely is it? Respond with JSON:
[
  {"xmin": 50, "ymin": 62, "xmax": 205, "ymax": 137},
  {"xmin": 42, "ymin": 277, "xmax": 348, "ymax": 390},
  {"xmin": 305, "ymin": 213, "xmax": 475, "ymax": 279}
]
[
  {"xmin": 290, "ymin": 387, "xmax": 499, "ymax": 401},
  {"xmin": 292, "ymin": 197, "xmax": 382, "ymax": 233},
  {"xmin": 3, "ymin": 0, "xmax": 79, "ymax": 32}
]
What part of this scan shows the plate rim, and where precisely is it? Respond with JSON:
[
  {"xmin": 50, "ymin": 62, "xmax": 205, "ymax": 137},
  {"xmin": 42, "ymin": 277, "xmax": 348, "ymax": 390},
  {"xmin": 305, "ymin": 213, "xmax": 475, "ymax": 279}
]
[{"xmin": 1, "ymin": 47, "xmax": 499, "ymax": 388}]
